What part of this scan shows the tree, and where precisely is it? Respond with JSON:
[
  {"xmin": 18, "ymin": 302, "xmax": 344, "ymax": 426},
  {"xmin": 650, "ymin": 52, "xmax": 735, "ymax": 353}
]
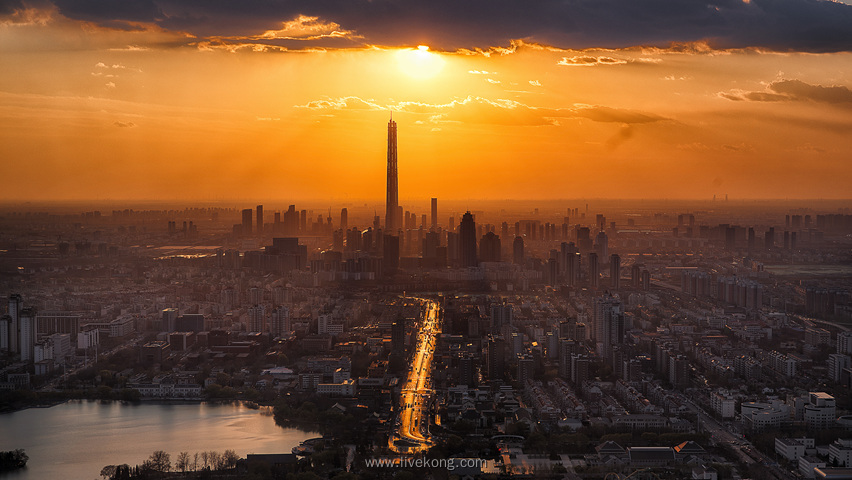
[
  {"xmin": 207, "ymin": 450, "xmax": 222, "ymax": 470},
  {"xmin": 100, "ymin": 465, "xmax": 117, "ymax": 479},
  {"xmin": 175, "ymin": 452, "xmax": 190, "ymax": 473},
  {"xmin": 192, "ymin": 452, "xmax": 199, "ymax": 472},
  {"xmin": 222, "ymin": 449, "xmax": 239, "ymax": 469},
  {"xmin": 148, "ymin": 450, "xmax": 171, "ymax": 474}
]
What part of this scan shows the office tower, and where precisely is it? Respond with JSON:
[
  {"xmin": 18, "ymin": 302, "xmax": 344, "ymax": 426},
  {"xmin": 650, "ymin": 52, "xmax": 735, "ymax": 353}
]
[
  {"xmin": 256, "ymin": 205, "xmax": 263, "ymax": 235},
  {"xmin": 385, "ymin": 116, "xmax": 399, "ymax": 231},
  {"xmin": 300, "ymin": 209, "xmax": 307, "ymax": 233},
  {"xmin": 765, "ymin": 227, "xmax": 775, "ymax": 250},
  {"xmin": 459, "ymin": 211, "xmax": 478, "ymax": 267},
  {"xmin": 431, "ymin": 198, "xmax": 438, "ymax": 229},
  {"xmin": 748, "ymin": 227, "xmax": 756, "ymax": 252},
  {"xmin": 340, "ymin": 208, "xmax": 348, "ymax": 231},
  {"xmin": 241, "ymin": 208, "xmax": 253, "ymax": 236},
  {"xmin": 595, "ymin": 231, "xmax": 608, "ymax": 258},
  {"xmin": 610, "ymin": 254, "xmax": 621, "ymax": 290},
  {"xmin": 513, "ymin": 236, "xmax": 525, "ymax": 265},
  {"xmin": 588, "ymin": 252, "xmax": 599, "ymax": 288},
  {"xmin": 631, "ymin": 264, "xmax": 641, "ymax": 288},
  {"xmin": 641, "ymin": 269, "xmax": 651, "ymax": 290},
  {"xmin": 383, "ymin": 234, "xmax": 400, "ymax": 274},
  {"xmin": 479, "ymin": 232, "xmax": 501, "ymax": 262},
  {"xmin": 565, "ymin": 242, "xmax": 580, "ymax": 286}
]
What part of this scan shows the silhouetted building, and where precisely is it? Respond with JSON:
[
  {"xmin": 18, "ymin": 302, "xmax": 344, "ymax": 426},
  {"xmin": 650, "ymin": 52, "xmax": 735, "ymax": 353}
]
[
  {"xmin": 256, "ymin": 205, "xmax": 263, "ymax": 236},
  {"xmin": 340, "ymin": 208, "xmax": 348, "ymax": 231},
  {"xmin": 513, "ymin": 236, "xmax": 524, "ymax": 265},
  {"xmin": 460, "ymin": 212, "xmax": 478, "ymax": 267},
  {"xmin": 480, "ymin": 232, "xmax": 501, "ymax": 263},
  {"xmin": 431, "ymin": 198, "xmax": 438, "ymax": 229},
  {"xmin": 385, "ymin": 116, "xmax": 399, "ymax": 231},
  {"xmin": 383, "ymin": 234, "xmax": 399, "ymax": 274},
  {"xmin": 588, "ymin": 252, "xmax": 599, "ymax": 288},
  {"xmin": 610, "ymin": 254, "xmax": 621, "ymax": 289},
  {"xmin": 241, "ymin": 208, "xmax": 253, "ymax": 236}
]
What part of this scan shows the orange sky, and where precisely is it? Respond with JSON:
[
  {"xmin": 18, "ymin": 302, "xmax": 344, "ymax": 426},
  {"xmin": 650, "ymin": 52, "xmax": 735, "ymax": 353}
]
[{"xmin": 2, "ymin": 3, "xmax": 852, "ymax": 201}]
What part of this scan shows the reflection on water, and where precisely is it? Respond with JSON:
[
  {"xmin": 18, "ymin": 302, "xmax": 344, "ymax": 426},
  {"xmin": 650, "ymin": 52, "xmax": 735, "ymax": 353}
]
[{"xmin": 0, "ymin": 401, "xmax": 316, "ymax": 480}]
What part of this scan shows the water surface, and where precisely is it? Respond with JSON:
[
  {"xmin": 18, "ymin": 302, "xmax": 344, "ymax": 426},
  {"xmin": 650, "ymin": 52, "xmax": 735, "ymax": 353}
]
[{"xmin": 0, "ymin": 400, "xmax": 316, "ymax": 480}]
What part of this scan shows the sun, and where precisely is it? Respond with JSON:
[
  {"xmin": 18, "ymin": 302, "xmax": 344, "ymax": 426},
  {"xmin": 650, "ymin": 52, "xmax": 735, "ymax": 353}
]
[{"xmin": 396, "ymin": 45, "xmax": 445, "ymax": 79}]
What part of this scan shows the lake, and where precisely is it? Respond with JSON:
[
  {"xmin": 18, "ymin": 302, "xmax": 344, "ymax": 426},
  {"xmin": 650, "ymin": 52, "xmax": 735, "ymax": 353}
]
[{"xmin": 0, "ymin": 400, "xmax": 317, "ymax": 480}]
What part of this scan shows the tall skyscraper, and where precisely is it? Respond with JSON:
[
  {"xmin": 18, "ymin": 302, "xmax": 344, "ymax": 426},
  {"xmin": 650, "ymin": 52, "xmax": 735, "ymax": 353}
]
[
  {"xmin": 7, "ymin": 294, "xmax": 22, "ymax": 354},
  {"xmin": 241, "ymin": 208, "xmax": 253, "ymax": 236},
  {"xmin": 256, "ymin": 205, "xmax": 263, "ymax": 235},
  {"xmin": 588, "ymin": 252, "xmax": 599, "ymax": 288},
  {"xmin": 610, "ymin": 254, "xmax": 621, "ymax": 290},
  {"xmin": 340, "ymin": 208, "xmax": 348, "ymax": 231},
  {"xmin": 459, "ymin": 211, "xmax": 478, "ymax": 267},
  {"xmin": 385, "ymin": 116, "xmax": 399, "ymax": 231},
  {"xmin": 431, "ymin": 198, "xmax": 438, "ymax": 229}
]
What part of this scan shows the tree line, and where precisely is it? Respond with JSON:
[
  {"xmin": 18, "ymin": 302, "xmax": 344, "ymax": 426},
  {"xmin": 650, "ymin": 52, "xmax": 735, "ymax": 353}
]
[{"xmin": 100, "ymin": 449, "xmax": 240, "ymax": 479}]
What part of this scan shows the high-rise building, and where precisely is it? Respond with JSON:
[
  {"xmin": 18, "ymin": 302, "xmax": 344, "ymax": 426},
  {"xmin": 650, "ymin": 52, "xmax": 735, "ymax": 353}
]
[
  {"xmin": 513, "ymin": 236, "xmax": 525, "ymax": 265},
  {"xmin": 594, "ymin": 295, "xmax": 624, "ymax": 356},
  {"xmin": 588, "ymin": 252, "xmax": 599, "ymax": 288},
  {"xmin": 486, "ymin": 336, "xmax": 506, "ymax": 380},
  {"xmin": 459, "ymin": 211, "xmax": 478, "ymax": 267},
  {"xmin": 479, "ymin": 232, "xmax": 501, "ymax": 263},
  {"xmin": 241, "ymin": 208, "xmax": 253, "ymax": 236},
  {"xmin": 340, "ymin": 208, "xmax": 348, "ymax": 231},
  {"xmin": 7, "ymin": 294, "xmax": 22, "ymax": 354},
  {"xmin": 383, "ymin": 234, "xmax": 400, "ymax": 274},
  {"xmin": 518, "ymin": 355, "xmax": 534, "ymax": 385},
  {"xmin": 256, "ymin": 205, "xmax": 263, "ymax": 235},
  {"xmin": 431, "ymin": 198, "xmax": 438, "ymax": 229},
  {"xmin": 270, "ymin": 306, "xmax": 290, "ymax": 337},
  {"xmin": 19, "ymin": 307, "xmax": 35, "ymax": 363},
  {"xmin": 392, "ymin": 319, "xmax": 406, "ymax": 354},
  {"xmin": 385, "ymin": 116, "xmax": 399, "ymax": 231},
  {"xmin": 248, "ymin": 305, "xmax": 265, "ymax": 333},
  {"xmin": 610, "ymin": 254, "xmax": 621, "ymax": 290},
  {"xmin": 491, "ymin": 302, "xmax": 513, "ymax": 331}
]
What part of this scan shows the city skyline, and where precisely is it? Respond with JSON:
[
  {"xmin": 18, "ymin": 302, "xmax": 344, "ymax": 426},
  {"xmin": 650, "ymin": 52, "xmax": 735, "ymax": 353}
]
[{"xmin": 2, "ymin": 2, "xmax": 852, "ymax": 202}]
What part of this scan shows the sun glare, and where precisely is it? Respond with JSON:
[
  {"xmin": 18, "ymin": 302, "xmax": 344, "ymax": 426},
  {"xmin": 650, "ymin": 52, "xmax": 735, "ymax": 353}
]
[{"xmin": 396, "ymin": 45, "xmax": 445, "ymax": 79}]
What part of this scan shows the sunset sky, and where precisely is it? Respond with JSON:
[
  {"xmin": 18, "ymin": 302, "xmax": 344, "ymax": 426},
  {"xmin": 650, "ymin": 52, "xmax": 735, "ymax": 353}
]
[{"xmin": 2, "ymin": 0, "xmax": 852, "ymax": 202}]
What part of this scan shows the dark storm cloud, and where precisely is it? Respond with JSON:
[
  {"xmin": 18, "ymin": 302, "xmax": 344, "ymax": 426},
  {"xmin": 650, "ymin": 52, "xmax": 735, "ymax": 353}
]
[
  {"xmin": 52, "ymin": 0, "xmax": 163, "ymax": 23},
  {"xmin": 47, "ymin": 0, "xmax": 852, "ymax": 52},
  {"xmin": 721, "ymin": 79, "xmax": 852, "ymax": 105},
  {"xmin": 0, "ymin": 0, "xmax": 26, "ymax": 15}
]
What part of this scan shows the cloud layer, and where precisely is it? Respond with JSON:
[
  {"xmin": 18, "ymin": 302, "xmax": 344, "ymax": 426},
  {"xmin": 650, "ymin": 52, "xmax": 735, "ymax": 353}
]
[
  {"xmin": 3, "ymin": 0, "xmax": 850, "ymax": 52},
  {"xmin": 721, "ymin": 79, "xmax": 852, "ymax": 105}
]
